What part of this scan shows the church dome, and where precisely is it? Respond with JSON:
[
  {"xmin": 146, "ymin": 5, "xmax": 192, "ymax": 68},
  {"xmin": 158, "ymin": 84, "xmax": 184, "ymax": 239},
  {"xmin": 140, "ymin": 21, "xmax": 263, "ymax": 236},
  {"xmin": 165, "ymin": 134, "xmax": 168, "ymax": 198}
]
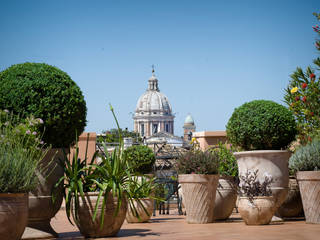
[
  {"xmin": 135, "ymin": 71, "xmax": 172, "ymax": 115},
  {"xmin": 184, "ymin": 114, "xmax": 194, "ymax": 125}
]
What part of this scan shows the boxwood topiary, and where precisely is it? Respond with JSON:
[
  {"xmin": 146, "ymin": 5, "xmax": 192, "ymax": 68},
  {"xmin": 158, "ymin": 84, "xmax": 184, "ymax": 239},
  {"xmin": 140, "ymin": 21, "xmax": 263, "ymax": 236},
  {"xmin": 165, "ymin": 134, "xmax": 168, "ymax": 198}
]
[
  {"xmin": 226, "ymin": 100, "xmax": 297, "ymax": 150},
  {"xmin": 0, "ymin": 62, "xmax": 87, "ymax": 147},
  {"xmin": 289, "ymin": 139, "xmax": 320, "ymax": 172},
  {"xmin": 123, "ymin": 145, "xmax": 156, "ymax": 174}
]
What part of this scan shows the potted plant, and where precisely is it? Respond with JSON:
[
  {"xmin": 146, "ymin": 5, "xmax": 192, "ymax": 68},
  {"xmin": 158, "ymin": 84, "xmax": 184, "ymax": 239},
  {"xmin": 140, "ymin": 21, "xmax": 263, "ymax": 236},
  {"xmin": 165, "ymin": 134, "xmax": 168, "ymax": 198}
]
[
  {"xmin": 123, "ymin": 145, "xmax": 156, "ymax": 175},
  {"xmin": 0, "ymin": 110, "xmax": 47, "ymax": 240},
  {"xmin": 226, "ymin": 100, "xmax": 297, "ymax": 209},
  {"xmin": 0, "ymin": 62, "xmax": 87, "ymax": 237},
  {"xmin": 176, "ymin": 147, "xmax": 219, "ymax": 224},
  {"xmin": 126, "ymin": 176, "xmax": 157, "ymax": 223},
  {"xmin": 238, "ymin": 170, "xmax": 276, "ymax": 225},
  {"xmin": 276, "ymin": 171, "xmax": 304, "ymax": 219},
  {"xmin": 57, "ymin": 105, "xmax": 145, "ymax": 237},
  {"xmin": 289, "ymin": 138, "xmax": 320, "ymax": 223},
  {"xmin": 209, "ymin": 142, "xmax": 238, "ymax": 220}
]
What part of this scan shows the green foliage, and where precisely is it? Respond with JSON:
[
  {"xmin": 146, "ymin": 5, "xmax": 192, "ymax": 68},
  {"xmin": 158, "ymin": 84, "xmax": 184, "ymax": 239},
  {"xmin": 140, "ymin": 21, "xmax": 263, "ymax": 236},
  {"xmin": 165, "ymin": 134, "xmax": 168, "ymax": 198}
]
[
  {"xmin": 226, "ymin": 100, "xmax": 297, "ymax": 150},
  {"xmin": 98, "ymin": 128, "xmax": 141, "ymax": 144},
  {"xmin": 123, "ymin": 145, "xmax": 156, "ymax": 174},
  {"xmin": 284, "ymin": 13, "xmax": 320, "ymax": 144},
  {"xmin": 127, "ymin": 176, "xmax": 155, "ymax": 199},
  {"xmin": 57, "ymin": 105, "xmax": 147, "ymax": 227},
  {"xmin": 176, "ymin": 149, "xmax": 219, "ymax": 175},
  {"xmin": 209, "ymin": 142, "xmax": 238, "ymax": 177},
  {"xmin": 0, "ymin": 62, "xmax": 87, "ymax": 147},
  {"xmin": 289, "ymin": 139, "xmax": 320, "ymax": 172},
  {"xmin": 0, "ymin": 111, "xmax": 47, "ymax": 193}
]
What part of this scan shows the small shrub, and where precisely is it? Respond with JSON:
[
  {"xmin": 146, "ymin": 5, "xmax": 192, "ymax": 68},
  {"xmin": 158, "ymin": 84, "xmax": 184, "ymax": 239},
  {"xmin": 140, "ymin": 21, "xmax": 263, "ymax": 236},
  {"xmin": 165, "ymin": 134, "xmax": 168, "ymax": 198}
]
[
  {"xmin": 0, "ymin": 111, "xmax": 47, "ymax": 193},
  {"xmin": 0, "ymin": 62, "xmax": 87, "ymax": 147},
  {"xmin": 239, "ymin": 170, "xmax": 273, "ymax": 204},
  {"xmin": 289, "ymin": 139, "xmax": 320, "ymax": 172},
  {"xmin": 209, "ymin": 142, "xmax": 238, "ymax": 177},
  {"xmin": 226, "ymin": 100, "xmax": 297, "ymax": 150},
  {"xmin": 176, "ymin": 150, "xmax": 219, "ymax": 175},
  {"xmin": 123, "ymin": 145, "xmax": 156, "ymax": 174}
]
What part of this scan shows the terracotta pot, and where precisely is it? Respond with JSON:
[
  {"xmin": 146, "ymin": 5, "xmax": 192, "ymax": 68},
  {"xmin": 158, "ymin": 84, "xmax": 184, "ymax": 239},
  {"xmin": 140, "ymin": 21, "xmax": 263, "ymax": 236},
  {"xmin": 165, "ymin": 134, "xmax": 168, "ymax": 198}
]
[
  {"xmin": 72, "ymin": 192, "xmax": 127, "ymax": 237},
  {"xmin": 238, "ymin": 196, "xmax": 276, "ymax": 225},
  {"xmin": 213, "ymin": 176, "xmax": 237, "ymax": 220},
  {"xmin": 23, "ymin": 148, "xmax": 65, "ymax": 238},
  {"xmin": 126, "ymin": 198, "xmax": 153, "ymax": 223},
  {"xmin": 296, "ymin": 171, "xmax": 320, "ymax": 224},
  {"xmin": 234, "ymin": 150, "xmax": 290, "ymax": 208},
  {"xmin": 179, "ymin": 174, "xmax": 219, "ymax": 223},
  {"xmin": 0, "ymin": 193, "xmax": 28, "ymax": 240},
  {"xmin": 277, "ymin": 177, "xmax": 304, "ymax": 218}
]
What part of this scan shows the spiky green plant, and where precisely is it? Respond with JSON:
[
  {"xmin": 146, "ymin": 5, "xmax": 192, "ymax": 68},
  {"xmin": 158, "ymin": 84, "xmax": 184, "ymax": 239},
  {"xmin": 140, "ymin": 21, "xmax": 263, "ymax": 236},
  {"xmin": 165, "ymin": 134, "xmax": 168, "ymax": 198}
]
[{"xmin": 57, "ymin": 104, "xmax": 147, "ymax": 228}]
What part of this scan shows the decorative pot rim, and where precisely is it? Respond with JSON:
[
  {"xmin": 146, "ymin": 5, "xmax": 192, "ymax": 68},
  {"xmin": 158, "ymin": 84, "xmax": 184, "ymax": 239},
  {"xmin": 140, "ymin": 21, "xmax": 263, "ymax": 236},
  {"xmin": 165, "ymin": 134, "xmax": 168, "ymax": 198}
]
[
  {"xmin": 239, "ymin": 196, "xmax": 274, "ymax": 200},
  {"xmin": 0, "ymin": 192, "xmax": 28, "ymax": 197},
  {"xmin": 179, "ymin": 174, "xmax": 219, "ymax": 183},
  {"xmin": 296, "ymin": 171, "xmax": 320, "ymax": 181},
  {"xmin": 234, "ymin": 150, "xmax": 290, "ymax": 156}
]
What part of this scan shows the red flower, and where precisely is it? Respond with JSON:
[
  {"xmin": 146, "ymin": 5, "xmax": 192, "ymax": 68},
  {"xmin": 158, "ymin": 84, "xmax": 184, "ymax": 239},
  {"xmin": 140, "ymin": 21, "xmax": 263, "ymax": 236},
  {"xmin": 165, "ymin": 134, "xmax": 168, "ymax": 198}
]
[
  {"xmin": 310, "ymin": 112, "xmax": 314, "ymax": 116},
  {"xmin": 301, "ymin": 83, "xmax": 307, "ymax": 89},
  {"xmin": 295, "ymin": 96, "xmax": 300, "ymax": 101},
  {"xmin": 310, "ymin": 73, "xmax": 316, "ymax": 79},
  {"xmin": 302, "ymin": 96, "xmax": 307, "ymax": 102}
]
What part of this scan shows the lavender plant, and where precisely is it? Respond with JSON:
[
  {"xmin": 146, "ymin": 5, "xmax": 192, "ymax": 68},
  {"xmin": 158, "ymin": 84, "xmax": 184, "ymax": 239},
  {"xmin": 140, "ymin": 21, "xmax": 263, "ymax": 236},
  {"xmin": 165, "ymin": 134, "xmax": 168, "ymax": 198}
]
[
  {"xmin": 176, "ymin": 149, "xmax": 219, "ymax": 175},
  {"xmin": 0, "ymin": 110, "xmax": 47, "ymax": 193},
  {"xmin": 239, "ymin": 170, "xmax": 273, "ymax": 204}
]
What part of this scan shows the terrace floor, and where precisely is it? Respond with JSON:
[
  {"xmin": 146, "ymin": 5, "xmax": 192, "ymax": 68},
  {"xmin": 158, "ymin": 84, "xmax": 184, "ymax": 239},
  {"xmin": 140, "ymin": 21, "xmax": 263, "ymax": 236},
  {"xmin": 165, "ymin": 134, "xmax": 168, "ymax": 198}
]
[{"xmin": 50, "ymin": 209, "xmax": 320, "ymax": 240}]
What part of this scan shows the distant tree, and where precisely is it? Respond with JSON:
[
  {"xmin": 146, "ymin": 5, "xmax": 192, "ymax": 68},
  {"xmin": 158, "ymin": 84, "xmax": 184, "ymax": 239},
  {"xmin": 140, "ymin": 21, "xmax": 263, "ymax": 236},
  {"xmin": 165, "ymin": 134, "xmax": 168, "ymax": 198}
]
[
  {"xmin": 284, "ymin": 12, "xmax": 320, "ymax": 144},
  {"xmin": 98, "ymin": 128, "xmax": 142, "ymax": 144}
]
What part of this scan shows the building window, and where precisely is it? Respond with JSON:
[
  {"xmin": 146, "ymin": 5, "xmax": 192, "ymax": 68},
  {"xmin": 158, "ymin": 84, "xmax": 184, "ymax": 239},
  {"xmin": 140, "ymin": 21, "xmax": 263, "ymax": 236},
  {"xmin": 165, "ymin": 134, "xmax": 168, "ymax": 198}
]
[
  {"xmin": 141, "ymin": 124, "xmax": 144, "ymax": 136},
  {"xmin": 152, "ymin": 124, "xmax": 158, "ymax": 134},
  {"xmin": 165, "ymin": 123, "xmax": 169, "ymax": 133}
]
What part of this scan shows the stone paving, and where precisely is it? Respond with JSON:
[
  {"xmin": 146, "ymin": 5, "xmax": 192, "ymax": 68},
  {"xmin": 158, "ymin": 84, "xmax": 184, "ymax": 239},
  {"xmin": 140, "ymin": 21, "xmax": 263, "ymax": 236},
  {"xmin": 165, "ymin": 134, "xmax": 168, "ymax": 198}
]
[{"xmin": 51, "ymin": 210, "xmax": 320, "ymax": 240}]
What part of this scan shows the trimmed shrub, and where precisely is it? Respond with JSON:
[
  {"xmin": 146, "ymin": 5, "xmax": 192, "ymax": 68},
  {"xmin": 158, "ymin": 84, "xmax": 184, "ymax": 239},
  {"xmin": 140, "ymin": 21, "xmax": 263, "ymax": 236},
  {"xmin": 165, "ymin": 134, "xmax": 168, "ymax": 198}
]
[
  {"xmin": 289, "ymin": 139, "xmax": 320, "ymax": 172},
  {"xmin": 123, "ymin": 145, "xmax": 156, "ymax": 174},
  {"xmin": 226, "ymin": 100, "xmax": 297, "ymax": 150},
  {"xmin": 0, "ymin": 62, "xmax": 87, "ymax": 147}
]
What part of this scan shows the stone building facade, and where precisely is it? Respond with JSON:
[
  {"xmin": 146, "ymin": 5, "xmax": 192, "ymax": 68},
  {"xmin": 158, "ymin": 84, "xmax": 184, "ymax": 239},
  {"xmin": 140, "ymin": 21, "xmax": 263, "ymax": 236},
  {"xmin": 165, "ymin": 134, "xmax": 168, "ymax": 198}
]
[{"xmin": 133, "ymin": 69, "xmax": 174, "ymax": 138}]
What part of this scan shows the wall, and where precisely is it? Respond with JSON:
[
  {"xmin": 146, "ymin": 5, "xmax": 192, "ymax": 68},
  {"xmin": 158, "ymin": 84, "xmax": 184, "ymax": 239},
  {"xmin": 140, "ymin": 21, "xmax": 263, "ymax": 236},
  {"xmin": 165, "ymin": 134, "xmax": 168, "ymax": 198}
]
[{"xmin": 192, "ymin": 131, "xmax": 227, "ymax": 150}]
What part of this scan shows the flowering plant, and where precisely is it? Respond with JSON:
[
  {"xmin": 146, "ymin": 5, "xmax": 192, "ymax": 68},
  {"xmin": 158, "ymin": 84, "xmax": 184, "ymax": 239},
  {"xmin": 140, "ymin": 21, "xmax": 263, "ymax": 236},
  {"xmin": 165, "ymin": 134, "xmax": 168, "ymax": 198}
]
[
  {"xmin": 0, "ymin": 110, "xmax": 47, "ymax": 193},
  {"xmin": 239, "ymin": 170, "xmax": 273, "ymax": 204},
  {"xmin": 284, "ymin": 12, "xmax": 320, "ymax": 144},
  {"xmin": 176, "ymin": 147, "xmax": 219, "ymax": 175}
]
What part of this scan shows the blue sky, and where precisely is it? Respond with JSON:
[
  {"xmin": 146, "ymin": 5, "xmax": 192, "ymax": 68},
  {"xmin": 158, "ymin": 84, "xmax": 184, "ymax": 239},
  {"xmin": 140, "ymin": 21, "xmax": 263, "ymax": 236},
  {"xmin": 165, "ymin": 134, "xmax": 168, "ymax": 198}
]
[{"xmin": 1, "ymin": 0, "xmax": 319, "ymax": 137}]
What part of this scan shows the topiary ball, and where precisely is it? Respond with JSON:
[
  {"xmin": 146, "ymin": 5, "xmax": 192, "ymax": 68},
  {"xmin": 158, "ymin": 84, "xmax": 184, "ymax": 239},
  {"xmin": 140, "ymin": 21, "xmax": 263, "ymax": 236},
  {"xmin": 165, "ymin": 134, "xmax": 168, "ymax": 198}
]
[
  {"xmin": 0, "ymin": 62, "xmax": 87, "ymax": 147},
  {"xmin": 226, "ymin": 100, "xmax": 297, "ymax": 150},
  {"xmin": 123, "ymin": 145, "xmax": 156, "ymax": 174}
]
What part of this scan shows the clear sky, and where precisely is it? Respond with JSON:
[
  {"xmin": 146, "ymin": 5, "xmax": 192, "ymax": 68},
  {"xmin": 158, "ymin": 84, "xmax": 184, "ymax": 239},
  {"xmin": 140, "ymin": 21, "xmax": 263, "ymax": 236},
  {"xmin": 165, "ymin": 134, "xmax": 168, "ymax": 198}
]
[{"xmin": 1, "ymin": 0, "xmax": 319, "ymax": 137}]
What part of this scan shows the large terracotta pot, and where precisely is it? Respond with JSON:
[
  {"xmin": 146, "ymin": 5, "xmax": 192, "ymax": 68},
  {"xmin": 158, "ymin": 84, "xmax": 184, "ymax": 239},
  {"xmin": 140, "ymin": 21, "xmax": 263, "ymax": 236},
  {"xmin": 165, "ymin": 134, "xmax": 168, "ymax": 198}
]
[
  {"xmin": 23, "ymin": 148, "xmax": 65, "ymax": 239},
  {"xmin": 296, "ymin": 171, "xmax": 320, "ymax": 224},
  {"xmin": 238, "ymin": 196, "xmax": 276, "ymax": 225},
  {"xmin": 179, "ymin": 174, "xmax": 219, "ymax": 223},
  {"xmin": 277, "ymin": 177, "xmax": 304, "ymax": 218},
  {"xmin": 72, "ymin": 192, "xmax": 127, "ymax": 237},
  {"xmin": 126, "ymin": 198, "xmax": 153, "ymax": 223},
  {"xmin": 234, "ymin": 150, "xmax": 290, "ymax": 208},
  {"xmin": 0, "ymin": 193, "xmax": 28, "ymax": 240},
  {"xmin": 213, "ymin": 176, "xmax": 237, "ymax": 220}
]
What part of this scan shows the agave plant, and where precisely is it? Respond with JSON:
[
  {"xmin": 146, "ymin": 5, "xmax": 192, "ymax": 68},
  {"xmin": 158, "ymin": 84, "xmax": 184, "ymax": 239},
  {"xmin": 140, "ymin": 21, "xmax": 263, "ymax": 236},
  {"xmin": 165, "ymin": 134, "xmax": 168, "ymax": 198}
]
[{"xmin": 56, "ymin": 104, "xmax": 148, "ymax": 228}]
